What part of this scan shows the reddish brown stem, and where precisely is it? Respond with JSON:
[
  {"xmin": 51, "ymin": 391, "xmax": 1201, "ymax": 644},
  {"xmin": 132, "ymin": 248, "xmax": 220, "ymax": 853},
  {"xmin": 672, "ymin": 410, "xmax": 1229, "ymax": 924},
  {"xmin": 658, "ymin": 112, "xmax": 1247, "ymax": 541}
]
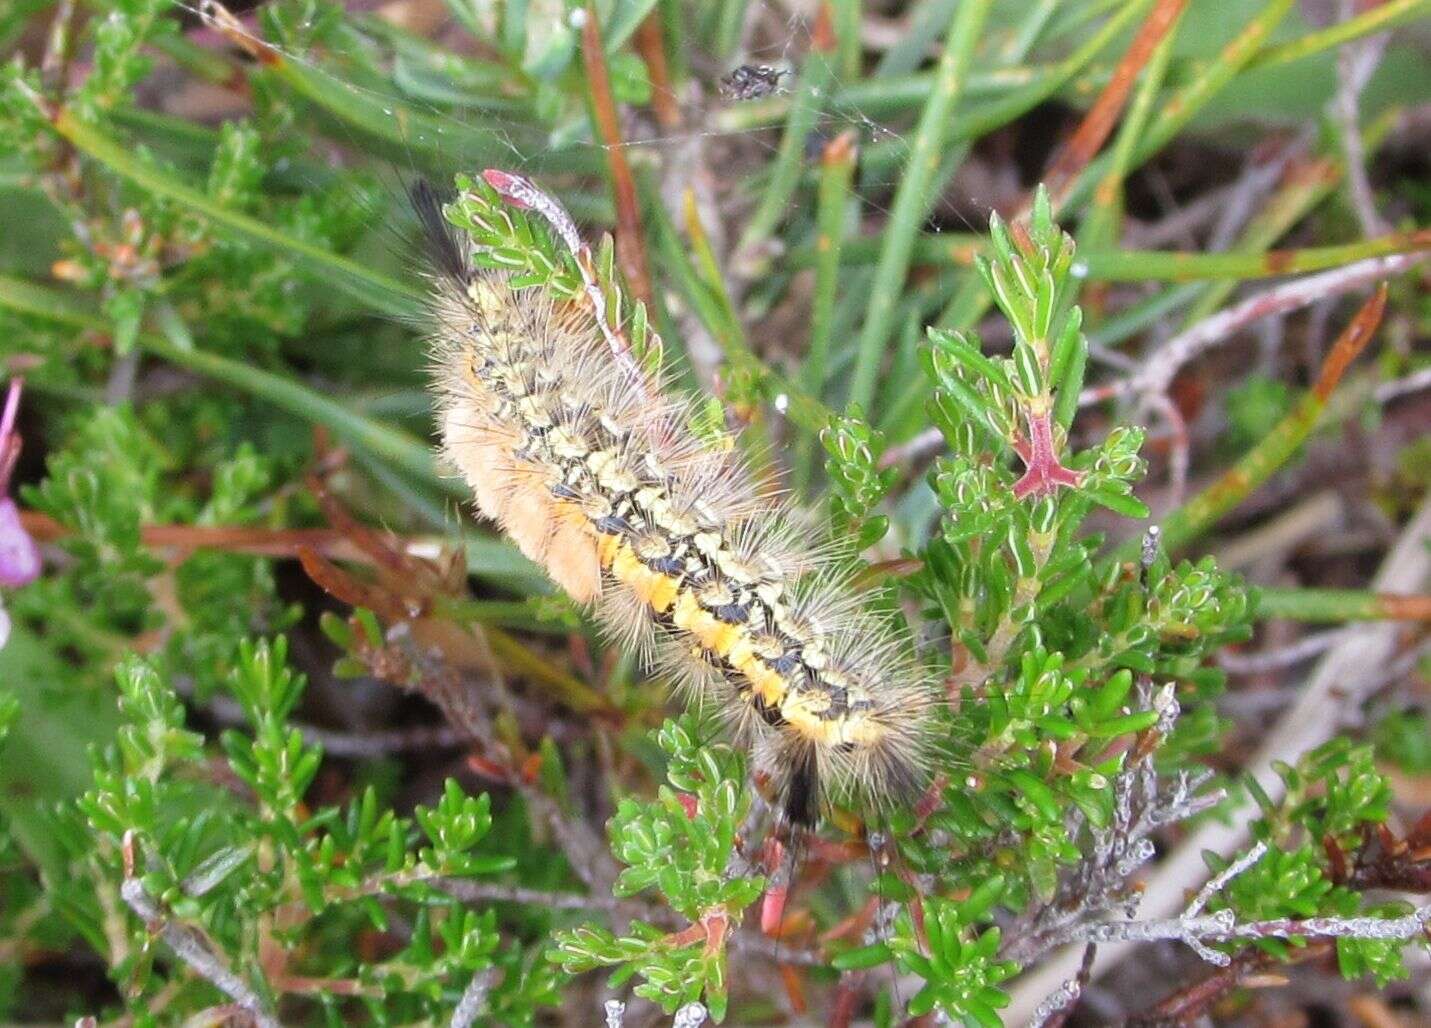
[
  {"xmin": 633, "ymin": 11, "xmax": 681, "ymax": 130},
  {"xmin": 1045, "ymin": 0, "xmax": 1189, "ymax": 204},
  {"xmin": 1313, "ymin": 281, "xmax": 1387, "ymax": 400},
  {"xmin": 1375, "ymin": 594, "xmax": 1431, "ymax": 622},
  {"xmin": 1127, "ymin": 940, "xmax": 1332, "ymax": 1025},
  {"xmin": 778, "ymin": 963, "xmax": 809, "ymax": 1016},
  {"xmin": 20, "ymin": 508, "xmax": 372, "ymax": 563},
  {"xmin": 828, "ymin": 977, "xmax": 861, "ymax": 1028},
  {"xmin": 579, "ymin": 2, "xmax": 653, "ymax": 304}
]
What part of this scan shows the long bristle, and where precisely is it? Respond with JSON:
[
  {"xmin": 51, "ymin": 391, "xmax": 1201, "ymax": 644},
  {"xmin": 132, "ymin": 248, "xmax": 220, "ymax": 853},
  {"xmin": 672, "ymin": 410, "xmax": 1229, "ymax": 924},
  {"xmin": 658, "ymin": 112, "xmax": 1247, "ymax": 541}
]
[{"xmin": 425, "ymin": 187, "xmax": 936, "ymax": 827}]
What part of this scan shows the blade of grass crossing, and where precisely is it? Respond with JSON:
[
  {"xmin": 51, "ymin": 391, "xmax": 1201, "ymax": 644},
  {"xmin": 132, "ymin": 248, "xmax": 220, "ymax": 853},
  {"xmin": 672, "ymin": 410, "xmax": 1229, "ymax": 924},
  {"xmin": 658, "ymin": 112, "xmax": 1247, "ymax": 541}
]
[
  {"xmin": 714, "ymin": 0, "xmax": 750, "ymax": 57},
  {"xmin": 1090, "ymin": 232, "xmax": 1431, "ymax": 285},
  {"xmin": 1131, "ymin": 285, "xmax": 1388, "ymax": 558},
  {"xmin": 875, "ymin": 0, "xmax": 957, "ymax": 77},
  {"xmin": 735, "ymin": 5, "xmax": 838, "ymax": 255},
  {"xmin": 831, "ymin": 0, "xmax": 861, "ymax": 79},
  {"xmin": 935, "ymin": 0, "xmax": 1299, "ymax": 337},
  {"xmin": 0, "ymin": 275, "xmax": 444, "ymax": 494},
  {"xmin": 1076, "ymin": 2, "xmax": 1186, "ymax": 252},
  {"xmin": 1178, "ymin": 113, "xmax": 1397, "ymax": 328},
  {"xmin": 1044, "ymin": 0, "xmax": 1189, "ymax": 205},
  {"xmin": 797, "ymin": 133, "xmax": 855, "ymax": 492},
  {"xmin": 999, "ymin": 0, "xmax": 1059, "ymax": 63},
  {"xmin": 682, "ymin": 191, "xmax": 746, "ymax": 349},
  {"xmin": 1246, "ymin": 0, "xmax": 1431, "ymax": 72},
  {"xmin": 1080, "ymin": 0, "xmax": 1300, "ymax": 205},
  {"xmin": 859, "ymin": 0, "xmax": 1152, "ymax": 186},
  {"xmin": 48, "ymin": 108, "xmax": 421, "ymax": 315},
  {"xmin": 1255, "ymin": 587, "xmax": 1431, "ymax": 623},
  {"xmin": 846, "ymin": 0, "xmax": 992, "ymax": 413},
  {"xmin": 790, "ymin": 231, "xmax": 1431, "ymax": 283},
  {"xmin": 801, "ymin": 132, "xmax": 858, "ymax": 402}
]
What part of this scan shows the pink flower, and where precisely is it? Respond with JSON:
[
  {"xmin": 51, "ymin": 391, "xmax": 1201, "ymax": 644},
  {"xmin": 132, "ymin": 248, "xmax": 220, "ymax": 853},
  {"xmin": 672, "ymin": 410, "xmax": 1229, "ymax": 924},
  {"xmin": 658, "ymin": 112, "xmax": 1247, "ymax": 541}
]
[{"xmin": 0, "ymin": 378, "xmax": 41, "ymax": 591}]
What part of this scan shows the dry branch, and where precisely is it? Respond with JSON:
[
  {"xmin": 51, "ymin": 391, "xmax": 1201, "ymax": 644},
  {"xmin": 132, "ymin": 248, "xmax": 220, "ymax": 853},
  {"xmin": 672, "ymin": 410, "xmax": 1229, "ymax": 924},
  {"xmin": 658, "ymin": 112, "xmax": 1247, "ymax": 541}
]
[{"xmin": 1005, "ymin": 494, "xmax": 1431, "ymax": 1022}]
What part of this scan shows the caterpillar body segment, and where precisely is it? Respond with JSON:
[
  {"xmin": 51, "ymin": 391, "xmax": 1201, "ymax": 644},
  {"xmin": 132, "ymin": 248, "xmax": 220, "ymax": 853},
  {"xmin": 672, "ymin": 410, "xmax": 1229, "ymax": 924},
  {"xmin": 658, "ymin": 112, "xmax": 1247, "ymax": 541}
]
[{"xmin": 418, "ymin": 181, "xmax": 935, "ymax": 826}]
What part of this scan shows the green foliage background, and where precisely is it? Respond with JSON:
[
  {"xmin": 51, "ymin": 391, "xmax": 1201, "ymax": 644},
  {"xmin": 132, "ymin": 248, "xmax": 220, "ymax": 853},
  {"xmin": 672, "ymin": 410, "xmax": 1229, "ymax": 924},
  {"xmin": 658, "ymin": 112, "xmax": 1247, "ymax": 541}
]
[{"xmin": 1, "ymin": 0, "xmax": 1428, "ymax": 1023}]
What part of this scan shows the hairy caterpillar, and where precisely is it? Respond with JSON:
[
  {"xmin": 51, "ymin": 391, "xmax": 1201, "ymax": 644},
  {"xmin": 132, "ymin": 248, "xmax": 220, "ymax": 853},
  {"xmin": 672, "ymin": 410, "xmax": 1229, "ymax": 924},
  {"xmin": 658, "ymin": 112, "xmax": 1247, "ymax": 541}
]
[{"xmin": 418, "ymin": 175, "xmax": 934, "ymax": 828}]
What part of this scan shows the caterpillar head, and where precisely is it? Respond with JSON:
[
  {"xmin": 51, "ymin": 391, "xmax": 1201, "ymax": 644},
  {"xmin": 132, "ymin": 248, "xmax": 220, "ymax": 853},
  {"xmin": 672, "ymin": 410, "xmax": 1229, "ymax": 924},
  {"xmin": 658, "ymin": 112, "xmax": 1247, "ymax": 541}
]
[{"xmin": 757, "ymin": 655, "xmax": 937, "ymax": 830}]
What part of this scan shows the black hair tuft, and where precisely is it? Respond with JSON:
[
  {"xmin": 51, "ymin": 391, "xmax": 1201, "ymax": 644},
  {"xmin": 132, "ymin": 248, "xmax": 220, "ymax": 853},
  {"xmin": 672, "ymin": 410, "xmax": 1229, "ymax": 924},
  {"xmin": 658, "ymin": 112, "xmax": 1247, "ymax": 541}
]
[{"xmin": 410, "ymin": 179, "xmax": 470, "ymax": 284}]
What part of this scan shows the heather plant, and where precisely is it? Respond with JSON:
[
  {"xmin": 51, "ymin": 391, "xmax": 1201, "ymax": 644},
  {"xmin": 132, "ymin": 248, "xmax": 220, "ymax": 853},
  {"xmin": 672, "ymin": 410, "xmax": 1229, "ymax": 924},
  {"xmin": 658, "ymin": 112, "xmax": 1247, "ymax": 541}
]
[{"xmin": 1, "ymin": 0, "xmax": 1428, "ymax": 1024}]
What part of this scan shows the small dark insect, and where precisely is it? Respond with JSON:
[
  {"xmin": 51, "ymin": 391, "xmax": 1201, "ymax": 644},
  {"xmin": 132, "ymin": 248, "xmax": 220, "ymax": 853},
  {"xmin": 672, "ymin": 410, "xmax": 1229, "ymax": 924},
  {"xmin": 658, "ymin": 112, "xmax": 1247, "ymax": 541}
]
[{"xmin": 719, "ymin": 64, "xmax": 788, "ymax": 101}]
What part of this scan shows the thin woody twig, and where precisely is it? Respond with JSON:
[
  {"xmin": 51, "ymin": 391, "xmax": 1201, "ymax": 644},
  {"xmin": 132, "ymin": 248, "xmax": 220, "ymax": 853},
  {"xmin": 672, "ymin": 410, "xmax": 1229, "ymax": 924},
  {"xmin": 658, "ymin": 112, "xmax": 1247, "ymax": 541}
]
[
  {"xmin": 120, "ymin": 834, "xmax": 279, "ymax": 1028},
  {"xmin": 1218, "ymin": 629, "xmax": 1348, "ymax": 674},
  {"xmin": 1126, "ymin": 181, "xmax": 1248, "ymax": 248},
  {"xmin": 1211, "ymin": 489, "xmax": 1344, "ymax": 571},
  {"xmin": 1137, "ymin": 284, "xmax": 1388, "ymax": 557},
  {"xmin": 1030, "ymin": 942, "xmax": 1096, "ymax": 1028},
  {"xmin": 295, "ymin": 721, "xmax": 468, "ymax": 757},
  {"xmin": 1003, "ymin": 682, "xmax": 1224, "ymax": 968},
  {"xmin": 384, "ymin": 623, "xmax": 618, "ymax": 892},
  {"xmin": 1186, "ymin": 841, "xmax": 1267, "ymax": 919},
  {"xmin": 450, "ymin": 968, "xmax": 496, "ymax": 1028},
  {"xmin": 481, "ymin": 169, "xmax": 648, "ymax": 393},
  {"xmin": 424, "ymin": 879, "xmax": 633, "ymax": 913},
  {"xmin": 728, "ymin": 930, "xmax": 825, "ymax": 967},
  {"xmin": 178, "ymin": 682, "xmax": 471, "ymax": 757},
  {"xmin": 20, "ymin": 508, "xmax": 376, "ymax": 563},
  {"xmin": 1030, "ymin": 839, "xmax": 1425, "ymax": 969},
  {"xmin": 1126, "ymin": 940, "xmax": 1327, "ymax": 1025},
  {"xmin": 1006, "ymin": 495, "xmax": 1431, "ymax": 1021},
  {"xmin": 1052, "ymin": 902, "xmax": 1431, "ymax": 965},
  {"xmin": 1330, "ymin": 0, "xmax": 1391, "ymax": 237},
  {"xmin": 1376, "ymin": 365, "xmax": 1431, "ymax": 404},
  {"xmin": 295, "ymin": 479, "xmax": 620, "ymax": 889},
  {"xmin": 1100, "ymin": 251, "xmax": 1425, "ymax": 407}
]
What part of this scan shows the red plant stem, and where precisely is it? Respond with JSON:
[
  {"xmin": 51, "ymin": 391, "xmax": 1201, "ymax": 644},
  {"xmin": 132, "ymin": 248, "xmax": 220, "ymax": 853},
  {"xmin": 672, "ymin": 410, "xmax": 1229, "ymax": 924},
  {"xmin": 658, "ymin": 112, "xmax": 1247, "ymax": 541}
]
[
  {"xmin": 579, "ymin": 2, "xmax": 653, "ymax": 304},
  {"xmin": 634, "ymin": 11, "xmax": 681, "ymax": 130},
  {"xmin": 1045, "ymin": 0, "xmax": 1189, "ymax": 204},
  {"xmin": 1127, "ymin": 940, "xmax": 1332, "ymax": 1025},
  {"xmin": 760, "ymin": 836, "xmax": 790, "ymax": 935},
  {"xmin": 828, "ymin": 971, "xmax": 864, "ymax": 1028},
  {"xmin": 20, "ymin": 509, "xmax": 372, "ymax": 562},
  {"xmin": 1012, "ymin": 409, "xmax": 1083, "ymax": 499},
  {"xmin": 1376, "ymin": 594, "xmax": 1431, "ymax": 621}
]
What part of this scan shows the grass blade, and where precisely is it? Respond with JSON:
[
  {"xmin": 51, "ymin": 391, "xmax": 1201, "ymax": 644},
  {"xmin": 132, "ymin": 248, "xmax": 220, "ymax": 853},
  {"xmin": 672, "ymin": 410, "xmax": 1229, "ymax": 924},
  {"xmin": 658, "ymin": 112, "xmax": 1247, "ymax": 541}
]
[{"xmin": 846, "ymin": 0, "xmax": 992, "ymax": 412}]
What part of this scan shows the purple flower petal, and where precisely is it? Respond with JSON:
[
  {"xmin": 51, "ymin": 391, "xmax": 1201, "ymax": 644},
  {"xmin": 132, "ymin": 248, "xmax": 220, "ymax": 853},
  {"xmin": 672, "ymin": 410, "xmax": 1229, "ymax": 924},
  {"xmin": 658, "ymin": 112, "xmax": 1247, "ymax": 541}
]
[
  {"xmin": 0, "ymin": 498, "xmax": 41, "ymax": 588},
  {"xmin": 0, "ymin": 379, "xmax": 19, "ymax": 442}
]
